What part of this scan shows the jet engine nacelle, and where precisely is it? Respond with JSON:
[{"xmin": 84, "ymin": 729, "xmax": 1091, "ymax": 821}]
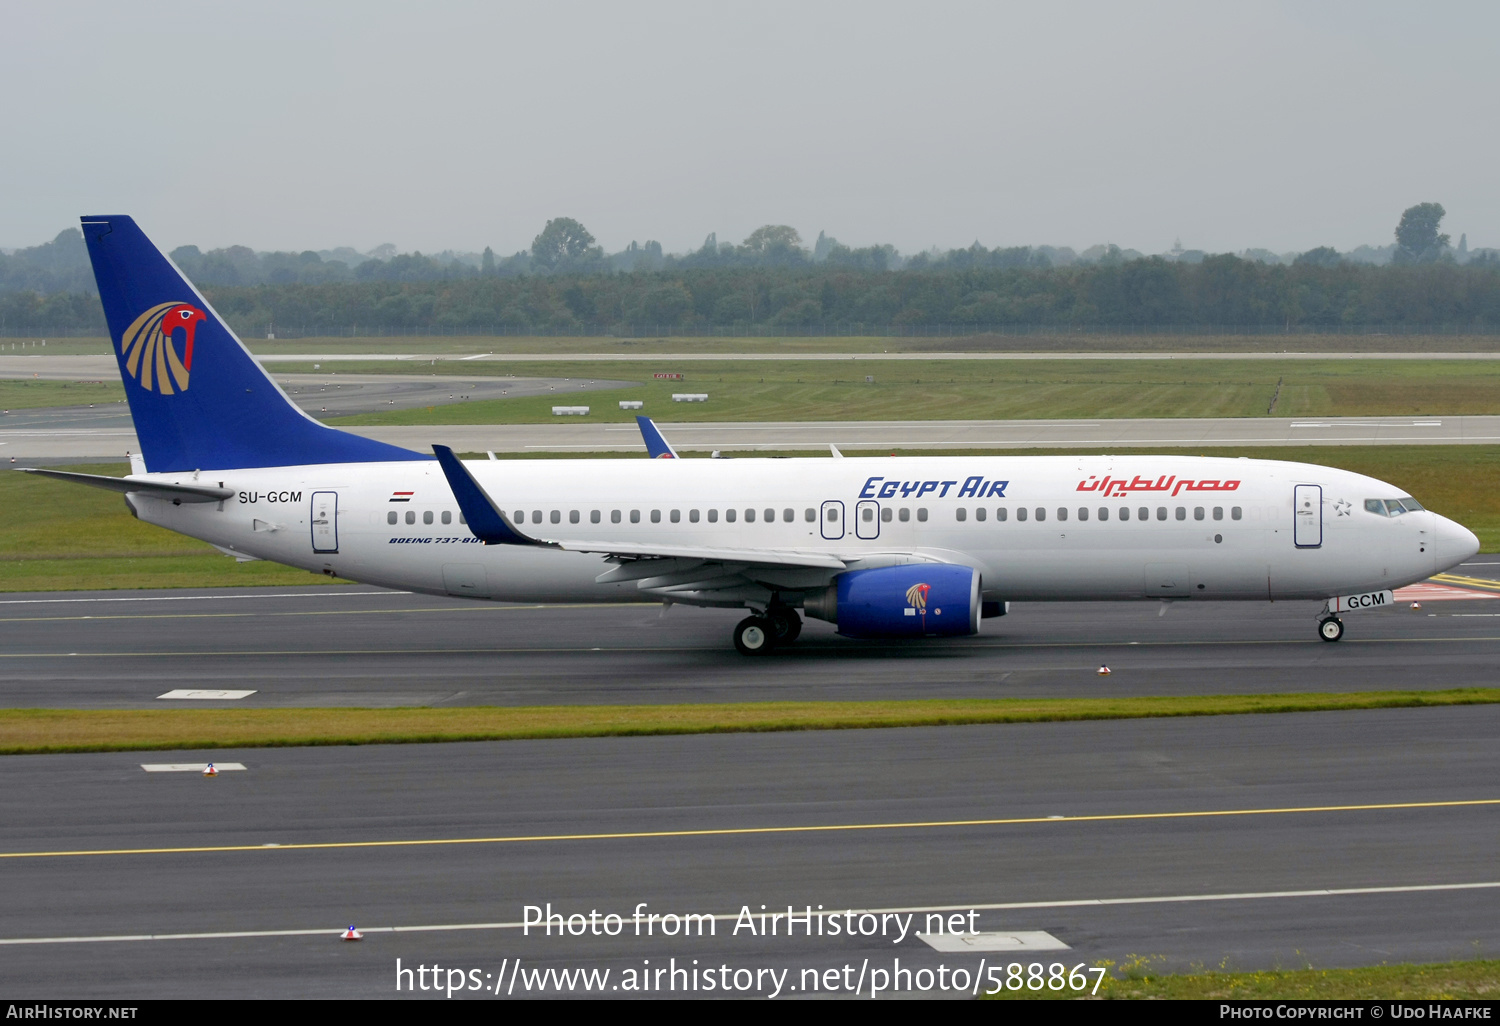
[{"xmin": 802, "ymin": 564, "xmax": 981, "ymax": 639}]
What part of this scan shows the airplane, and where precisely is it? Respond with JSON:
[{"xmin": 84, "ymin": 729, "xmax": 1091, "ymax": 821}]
[{"xmin": 19, "ymin": 215, "xmax": 1481, "ymax": 655}]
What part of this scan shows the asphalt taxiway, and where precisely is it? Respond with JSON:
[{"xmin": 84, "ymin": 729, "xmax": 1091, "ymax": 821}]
[
  {"xmin": 1, "ymin": 709, "xmax": 1497, "ymax": 997},
  {"xmin": 2, "ymin": 562, "xmax": 1498, "ymax": 709}
]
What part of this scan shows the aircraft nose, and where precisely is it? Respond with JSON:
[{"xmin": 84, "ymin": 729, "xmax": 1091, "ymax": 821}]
[{"xmin": 1433, "ymin": 514, "xmax": 1480, "ymax": 571}]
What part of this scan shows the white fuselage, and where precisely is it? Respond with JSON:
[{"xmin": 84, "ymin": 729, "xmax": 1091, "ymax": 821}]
[{"xmin": 123, "ymin": 454, "xmax": 1475, "ymax": 609}]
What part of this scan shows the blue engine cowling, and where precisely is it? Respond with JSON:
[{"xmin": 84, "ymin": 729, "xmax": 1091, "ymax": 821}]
[{"xmin": 803, "ymin": 564, "xmax": 981, "ymax": 639}]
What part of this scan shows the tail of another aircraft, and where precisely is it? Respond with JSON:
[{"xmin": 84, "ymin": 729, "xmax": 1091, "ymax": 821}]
[{"xmin": 81, "ymin": 215, "xmax": 424, "ymax": 472}]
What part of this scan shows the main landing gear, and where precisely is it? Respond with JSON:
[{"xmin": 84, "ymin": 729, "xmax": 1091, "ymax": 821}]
[
  {"xmin": 1318, "ymin": 616, "xmax": 1344, "ymax": 642},
  {"xmin": 733, "ymin": 606, "xmax": 802, "ymax": 655}
]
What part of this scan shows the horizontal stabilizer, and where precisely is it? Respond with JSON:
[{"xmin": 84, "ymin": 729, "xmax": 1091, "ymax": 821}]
[
  {"xmin": 14, "ymin": 467, "xmax": 233, "ymax": 503},
  {"xmin": 431, "ymin": 445, "xmax": 542, "ymax": 546}
]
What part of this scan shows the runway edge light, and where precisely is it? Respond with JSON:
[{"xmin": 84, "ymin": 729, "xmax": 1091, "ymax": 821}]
[
  {"xmin": 203, "ymin": 763, "xmax": 218, "ymax": 777},
  {"xmin": 1097, "ymin": 665, "xmax": 1112, "ymax": 676},
  {"xmin": 342, "ymin": 926, "xmax": 363, "ymax": 941}
]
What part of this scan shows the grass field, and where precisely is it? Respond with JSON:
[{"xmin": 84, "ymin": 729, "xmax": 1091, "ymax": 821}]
[
  {"xmin": 3, "ymin": 445, "xmax": 1495, "ymax": 593},
  {"xmin": 305, "ymin": 357, "xmax": 1500, "ymax": 425},
  {"xmin": 3, "ymin": 690, "xmax": 1497, "ymax": 754},
  {"xmin": 0, "ymin": 379, "xmax": 123, "ymax": 410},
  {"xmin": 987, "ymin": 958, "xmax": 1500, "ymax": 1000}
]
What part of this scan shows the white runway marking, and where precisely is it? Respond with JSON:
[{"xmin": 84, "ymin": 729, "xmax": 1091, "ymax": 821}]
[
  {"xmin": 0, "ymin": 881, "xmax": 1494, "ymax": 946},
  {"xmin": 921, "ymin": 930, "xmax": 1069, "ymax": 952},
  {"xmin": 0, "ymin": 591, "xmax": 406, "ymax": 606},
  {"xmin": 141, "ymin": 763, "xmax": 246, "ymax": 772},
  {"xmin": 157, "ymin": 690, "xmax": 257, "ymax": 700}
]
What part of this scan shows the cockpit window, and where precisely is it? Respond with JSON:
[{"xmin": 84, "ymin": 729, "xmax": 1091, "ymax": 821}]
[
  {"xmin": 1364, "ymin": 499, "xmax": 1386, "ymax": 515},
  {"xmin": 1398, "ymin": 497, "xmax": 1424, "ymax": 512},
  {"xmin": 1367, "ymin": 497, "xmax": 1426, "ymax": 517},
  {"xmin": 1384, "ymin": 499, "xmax": 1407, "ymax": 516}
]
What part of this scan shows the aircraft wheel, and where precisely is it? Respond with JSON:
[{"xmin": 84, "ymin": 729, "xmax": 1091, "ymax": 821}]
[
  {"xmin": 734, "ymin": 616, "xmax": 777, "ymax": 655},
  {"xmin": 768, "ymin": 607, "xmax": 802, "ymax": 644},
  {"xmin": 1318, "ymin": 616, "xmax": 1344, "ymax": 642}
]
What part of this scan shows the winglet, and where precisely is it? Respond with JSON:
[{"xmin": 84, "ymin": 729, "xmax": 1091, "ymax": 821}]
[
  {"xmin": 635, "ymin": 416, "xmax": 679, "ymax": 459},
  {"xmin": 431, "ymin": 445, "xmax": 540, "ymax": 546}
]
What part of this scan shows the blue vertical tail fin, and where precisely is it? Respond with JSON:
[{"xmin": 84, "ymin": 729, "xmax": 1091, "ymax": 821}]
[
  {"xmin": 635, "ymin": 415, "xmax": 679, "ymax": 459},
  {"xmin": 81, "ymin": 215, "xmax": 425, "ymax": 472}
]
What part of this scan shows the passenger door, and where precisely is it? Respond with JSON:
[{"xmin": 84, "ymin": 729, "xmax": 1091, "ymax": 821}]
[
  {"xmin": 1294, "ymin": 484, "xmax": 1322, "ymax": 548},
  {"xmin": 311, "ymin": 491, "xmax": 338, "ymax": 553},
  {"xmin": 855, "ymin": 500, "xmax": 880, "ymax": 540}
]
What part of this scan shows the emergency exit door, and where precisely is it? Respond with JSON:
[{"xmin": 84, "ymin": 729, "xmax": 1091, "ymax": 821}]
[
  {"xmin": 1293, "ymin": 484, "xmax": 1322, "ymax": 548},
  {"xmin": 311, "ymin": 491, "xmax": 339, "ymax": 553},
  {"xmin": 820, "ymin": 500, "xmax": 845, "ymax": 540}
]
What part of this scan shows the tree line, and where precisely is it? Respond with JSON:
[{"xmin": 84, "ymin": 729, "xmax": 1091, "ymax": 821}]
[{"xmin": 5, "ymin": 256, "xmax": 1497, "ymax": 335}]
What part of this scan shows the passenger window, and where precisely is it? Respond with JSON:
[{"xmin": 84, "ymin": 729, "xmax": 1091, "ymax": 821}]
[
  {"xmin": 955, "ymin": 508, "xmax": 967, "ymax": 522},
  {"xmin": 917, "ymin": 508, "xmax": 928, "ymax": 522},
  {"xmin": 805, "ymin": 508, "xmax": 816, "ymax": 522},
  {"xmin": 611, "ymin": 510, "xmax": 622, "ymax": 524},
  {"xmin": 1232, "ymin": 506, "xmax": 1242, "ymax": 520},
  {"xmin": 551, "ymin": 510, "xmax": 561, "ymax": 524},
  {"xmin": 442, "ymin": 510, "xmax": 452, "ymax": 525},
  {"xmin": 881, "ymin": 507, "xmax": 893, "ymax": 522},
  {"xmin": 405, "ymin": 510, "xmax": 415, "ymax": 524},
  {"xmin": 670, "ymin": 510, "xmax": 680, "ymax": 523},
  {"xmin": 591, "ymin": 510, "xmax": 601, "ymax": 524},
  {"xmin": 1098, "ymin": 507, "xmax": 1108, "ymax": 521},
  {"xmin": 1078, "ymin": 507, "xmax": 1088, "ymax": 521},
  {"xmin": 1156, "ymin": 507, "xmax": 1167, "ymax": 521},
  {"xmin": 1194, "ymin": 507, "xmax": 1204, "ymax": 521},
  {"xmin": 746, "ymin": 508, "xmax": 756, "ymax": 523},
  {"xmin": 900, "ymin": 508, "xmax": 911, "ymax": 522},
  {"xmin": 863, "ymin": 506, "xmax": 876, "ymax": 522},
  {"xmin": 689, "ymin": 509, "xmax": 699, "ymax": 523},
  {"xmin": 532, "ymin": 510, "xmax": 542, "ymax": 524},
  {"xmin": 650, "ymin": 510, "xmax": 661, "ymax": 523},
  {"xmin": 1016, "ymin": 507, "xmax": 1027, "ymax": 522},
  {"xmin": 423, "ymin": 510, "xmax": 434, "ymax": 525},
  {"xmin": 1175, "ymin": 507, "xmax": 1186, "ymax": 521},
  {"xmin": 764, "ymin": 508, "xmax": 775, "ymax": 523},
  {"xmin": 459, "ymin": 513, "xmax": 466, "ymax": 525},
  {"xmin": 1119, "ymin": 507, "xmax": 1129, "ymax": 521},
  {"xmin": 1138, "ymin": 507, "xmax": 1149, "ymax": 521},
  {"xmin": 826, "ymin": 508, "xmax": 838, "ymax": 522},
  {"xmin": 783, "ymin": 508, "xmax": 794, "ymax": 523},
  {"xmin": 1035, "ymin": 508, "xmax": 1046, "ymax": 522},
  {"xmin": 708, "ymin": 509, "xmax": 718, "ymax": 523},
  {"xmin": 726, "ymin": 509, "xmax": 737, "ymax": 523},
  {"xmin": 996, "ymin": 507, "xmax": 1008, "ymax": 521},
  {"xmin": 975, "ymin": 507, "xmax": 986, "ymax": 522},
  {"xmin": 630, "ymin": 510, "xmax": 641, "ymax": 523},
  {"xmin": 1057, "ymin": 507, "xmax": 1068, "ymax": 522},
  {"xmin": 387, "ymin": 511, "xmax": 397, "ymax": 525},
  {"xmin": 570, "ymin": 510, "xmax": 580, "ymax": 524},
  {"xmin": 1213, "ymin": 507, "xmax": 1223, "ymax": 521}
]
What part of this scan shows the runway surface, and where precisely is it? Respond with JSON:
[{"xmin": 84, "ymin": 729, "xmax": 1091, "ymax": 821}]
[
  {"xmin": 8, "ymin": 414, "xmax": 1498, "ymax": 460},
  {"xmin": 3, "ymin": 561, "xmax": 1498, "ymax": 709},
  {"xmin": 2, "ymin": 709, "xmax": 1497, "ymax": 997}
]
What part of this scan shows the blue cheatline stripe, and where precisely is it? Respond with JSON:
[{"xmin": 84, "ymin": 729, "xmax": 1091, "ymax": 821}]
[{"xmin": 431, "ymin": 445, "xmax": 538, "ymax": 546}]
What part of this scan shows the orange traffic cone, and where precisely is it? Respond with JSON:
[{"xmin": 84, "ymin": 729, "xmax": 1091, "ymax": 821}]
[{"xmin": 342, "ymin": 926, "xmax": 363, "ymax": 941}]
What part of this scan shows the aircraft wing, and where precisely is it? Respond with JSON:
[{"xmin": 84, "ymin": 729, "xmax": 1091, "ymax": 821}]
[
  {"xmin": 635, "ymin": 416, "xmax": 679, "ymax": 459},
  {"xmin": 14, "ymin": 467, "xmax": 234, "ymax": 503}
]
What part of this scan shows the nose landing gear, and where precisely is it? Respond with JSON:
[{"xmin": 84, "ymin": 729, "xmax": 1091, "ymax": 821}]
[{"xmin": 1318, "ymin": 616, "xmax": 1344, "ymax": 642}]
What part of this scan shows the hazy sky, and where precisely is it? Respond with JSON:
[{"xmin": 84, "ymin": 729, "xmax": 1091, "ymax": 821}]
[{"xmin": 5, "ymin": 1, "xmax": 1497, "ymax": 256}]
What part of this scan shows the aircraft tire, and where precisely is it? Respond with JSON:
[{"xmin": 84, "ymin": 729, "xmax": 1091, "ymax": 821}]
[
  {"xmin": 768, "ymin": 607, "xmax": 802, "ymax": 644},
  {"xmin": 1318, "ymin": 616, "xmax": 1344, "ymax": 642},
  {"xmin": 734, "ymin": 616, "xmax": 777, "ymax": 655}
]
